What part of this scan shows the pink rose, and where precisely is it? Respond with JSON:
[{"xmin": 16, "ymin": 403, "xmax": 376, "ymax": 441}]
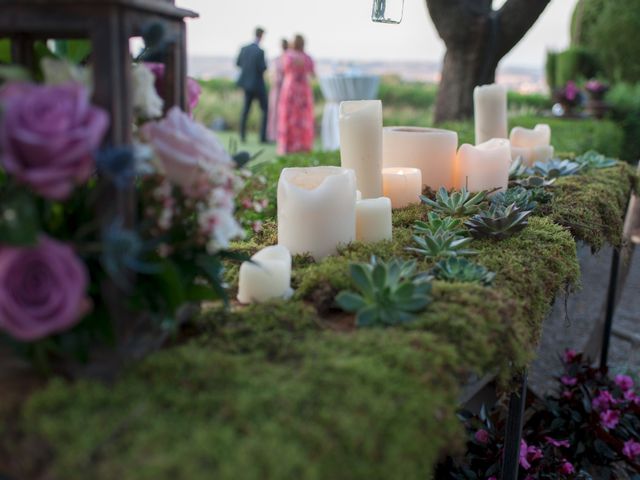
[
  {"xmin": 615, "ymin": 374, "xmax": 634, "ymax": 392},
  {"xmin": 0, "ymin": 83, "xmax": 109, "ymax": 200},
  {"xmin": 600, "ymin": 409, "xmax": 620, "ymax": 430},
  {"xmin": 145, "ymin": 62, "xmax": 201, "ymax": 113},
  {"xmin": 622, "ymin": 440, "xmax": 640, "ymax": 460},
  {"xmin": 141, "ymin": 106, "xmax": 232, "ymax": 190},
  {"xmin": 0, "ymin": 236, "xmax": 90, "ymax": 341},
  {"xmin": 474, "ymin": 429, "xmax": 490, "ymax": 444}
]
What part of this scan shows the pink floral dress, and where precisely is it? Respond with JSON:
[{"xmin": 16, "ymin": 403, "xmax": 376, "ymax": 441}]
[{"xmin": 277, "ymin": 51, "xmax": 315, "ymax": 155}]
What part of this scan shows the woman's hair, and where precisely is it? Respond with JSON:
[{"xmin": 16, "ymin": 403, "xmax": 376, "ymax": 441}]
[
  {"xmin": 281, "ymin": 38, "xmax": 289, "ymax": 51},
  {"xmin": 293, "ymin": 34, "xmax": 305, "ymax": 52}
]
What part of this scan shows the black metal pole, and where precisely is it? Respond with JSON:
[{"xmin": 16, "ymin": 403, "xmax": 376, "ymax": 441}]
[
  {"xmin": 600, "ymin": 248, "xmax": 621, "ymax": 369},
  {"xmin": 500, "ymin": 372, "xmax": 528, "ymax": 480}
]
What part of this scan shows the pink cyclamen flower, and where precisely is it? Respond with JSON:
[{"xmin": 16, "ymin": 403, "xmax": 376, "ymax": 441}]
[
  {"xmin": 560, "ymin": 460, "xmax": 575, "ymax": 475},
  {"xmin": 487, "ymin": 477, "xmax": 497, "ymax": 480},
  {"xmin": 622, "ymin": 440, "xmax": 640, "ymax": 460},
  {"xmin": 545, "ymin": 436, "xmax": 570, "ymax": 448},
  {"xmin": 0, "ymin": 236, "xmax": 90, "ymax": 341},
  {"xmin": 624, "ymin": 389, "xmax": 638, "ymax": 403},
  {"xmin": 145, "ymin": 62, "xmax": 201, "ymax": 113},
  {"xmin": 518, "ymin": 440, "xmax": 543, "ymax": 470},
  {"xmin": 474, "ymin": 429, "xmax": 490, "ymax": 444},
  {"xmin": 0, "ymin": 82, "xmax": 109, "ymax": 200},
  {"xmin": 565, "ymin": 81, "xmax": 579, "ymax": 101},
  {"xmin": 600, "ymin": 409, "xmax": 620, "ymax": 430},
  {"xmin": 562, "ymin": 390, "xmax": 573, "ymax": 400},
  {"xmin": 592, "ymin": 390, "xmax": 616, "ymax": 411},
  {"xmin": 563, "ymin": 348, "xmax": 578, "ymax": 363},
  {"xmin": 561, "ymin": 375, "xmax": 577, "ymax": 386},
  {"xmin": 615, "ymin": 374, "xmax": 634, "ymax": 392}
]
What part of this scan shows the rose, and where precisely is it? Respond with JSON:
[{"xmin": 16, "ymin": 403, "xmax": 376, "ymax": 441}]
[
  {"xmin": 132, "ymin": 63, "xmax": 164, "ymax": 120},
  {"xmin": 145, "ymin": 62, "xmax": 201, "ymax": 113},
  {"xmin": 0, "ymin": 236, "xmax": 90, "ymax": 341},
  {"xmin": 0, "ymin": 82, "xmax": 109, "ymax": 200},
  {"xmin": 140, "ymin": 106, "xmax": 233, "ymax": 190}
]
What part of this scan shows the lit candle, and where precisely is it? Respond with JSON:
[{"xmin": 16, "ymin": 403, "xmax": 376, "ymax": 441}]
[
  {"xmin": 456, "ymin": 138, "xmax": 511, "ymax": 193},
  {"xmin": 356, "ymin": 197, "xmax": 393, "ymax": 243},
  {"xmin": 382, "ymin": 127, "xmax": 458, "ymax": 190},
  {"xmin": 382, "ymin": 167, "xmax": 422, "ymax": 209},
  {"xmin": 510, "ymin": 124, "xmax": 554, "ymax": 166},
  {"xmin": 474, "ymin": 84, "xmax": 508, "ymax": 145},
  {"xmin": 278, "ymin": 166, "xmax": 357, "ymax": 260},
  {"xmin": 237, "ymin": 246, "xmax": 293, "ymax": 304},
  {"xmin": 339, "ymin": 100, "xmax": 383, "ymax": 199}
]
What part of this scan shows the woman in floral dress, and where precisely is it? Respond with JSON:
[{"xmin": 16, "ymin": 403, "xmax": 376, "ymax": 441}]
[
  {"xmin": 267, "ymin": 38, "xmax": 288, "ymax": 142},
  {"xmin": 277, "ymin": 35, "xmax": 315, "ymax": 155}
]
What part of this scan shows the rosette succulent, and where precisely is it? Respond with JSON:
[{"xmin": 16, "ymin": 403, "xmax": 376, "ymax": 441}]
[
  {"xmin": 407, "ymin": 231, "xmax": 476, "ymax": 259},
  {"xmin": 464, "ymin": 203, "xmax": 532, "ymax": 240},
  {"xmin": 431, "ymin": 257, "xmax": 496, "ymax": 286},
  {"xmin": 421, "ymin": 187, "xmax": 487, "ymax": 217},
  {"xmin": 336, "ymin": 257, "xmax": 432, "ymax": 327},
  {"xmin": 414, "ymin": 212, "xmax": 466, "ymax": 236},
  {"xmin": 575, "ymin": 150, "xmax": 617, "ymax": 170},
  {"xmin": 509, "ymin": 156, "xmax": 529, "ymax": 180},
  {"xmin": 491, "ymin": 187, "xmax": 537, "ymax": 212},
  {"xmin": 532, "ymin": 159, "xmax": 582, "ymax": 179}
]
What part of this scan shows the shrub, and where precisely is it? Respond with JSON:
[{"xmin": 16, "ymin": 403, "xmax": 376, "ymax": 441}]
[
  {"xmin": 606, "ymin": 83, "xmax": 640, "ymax": 162},
  {"xmin": 554, "ymin": 47, "xmax": 599, "ymax": 86},
  {"xmin": 546, "ymin": 50, "xmax": 559, "ymax": 90}
]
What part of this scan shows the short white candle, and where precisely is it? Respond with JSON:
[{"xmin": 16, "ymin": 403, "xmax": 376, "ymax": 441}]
[
  {"xmin": 278, "ymin": 166, "xmax": 357, "ymax": 260},
  {"xmin": 237, "ymin": 245, "xmax": 293, "ymax": 304},
  {"xmin": 510, "ymin": 124, "xmax": 554, "ymax": 166},
  {"xmin": 382, "ymin": 167, "xmax": 422, "ymax": 209},
  {"xmin": 382, "ymin": 127, "xmax": 458, "ymax": 190},
  {"xmin": 356, "ymin": 197, "xmax": 393, "ymax": 243},
  {"xmin": 474, "ymin": 84, "xmax": 508, "ymax": 145},
  {"xmin": 456, "ymin": 138, "xmax": 511, "ymax": 193},
  {"xmin": 339, "ymin": 100, "xmax": 383, "ymax": 199}
]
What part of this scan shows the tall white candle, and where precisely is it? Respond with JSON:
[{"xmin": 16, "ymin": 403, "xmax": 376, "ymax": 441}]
[
  {"xmin": 339, "ymin": 100, "xmax": 383, "ymax": 199},
  {"xmin": 456, "ymin": 139, "xmax": 511, "ymax": 193},
  {"xmin": 382, "ymin": 167, "xmax": 422, "ymax": 209},
  {"xmin": 237, "ymin": 246, "xmax": 293, "ymax": 304},
  {"xmin": 510, "ymin": 124, "xmax": 554, "ymax": 166},
  {"xmin": 278, "ymin": 166, "xmax": 357, "ymax": 260},
  {"xmin": 382, "ymin": 127, "xmax": 458, "ymax": 190},
  {"xmin": 356, "ymin": 197, "xmax": 393, "ymax": 243},
  {"xmin": 474, "ymin": 84, "xmax": 508, "ymax": 145}
]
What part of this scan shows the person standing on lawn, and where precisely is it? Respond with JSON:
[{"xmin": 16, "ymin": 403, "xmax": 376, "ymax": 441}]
[
  {"xmin": 266, "ymin": 38, "xmax": 289, "ymax": 143},
  {"xmin": 236, "ymin": 27, "xmax": 269, "ymax": 144}
]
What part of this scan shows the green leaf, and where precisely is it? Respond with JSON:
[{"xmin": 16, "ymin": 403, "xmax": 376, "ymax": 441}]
[
  {"xmin": 155, "ymin": 259, "xmax": 186, "ymax": 314},
  {"xmin": 0, "ymin": 190, "xmax": 40, "ymax": 246},
  {"xmin": 336, "ymin": 291, "xmax": 367, "ymax": 312},
  {"xmin": 52, "ymin": 40, "xmax": 92, "ymax": 63},
  {"xmin": 0, "ymin": 39, "xmax": 10, "ymax": 64},
  {"xmin": 356, "ymin": 306, "xmax": 378, "ymax": 327},
  {"xmin": 350, "ymin": 264, "xmax": 373, "ymax": 296},
  {"xmin": 371, "ymin": 263, "xmax": 387, "ymax": 289},
  {"xmin": 394, "ymin": 282, "xmax": 415, "ymax": 301}
]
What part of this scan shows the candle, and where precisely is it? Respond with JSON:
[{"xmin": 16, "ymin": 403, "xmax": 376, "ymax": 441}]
[
  {"xmin": 510, "ymin": 124, "xmax": 554, "ymax": 166},
  {"xmin": 382, "ymin": 167, "xmax": 422, "ymax": 209},
  {"xmin": 237, "ymin": 245, "xmax": 293, "ymax": 304},
  {"xmin": 456, "ymin": 138, "xmax": 511, "ymax": 193},
  {"xmin": 356, "ymin": 197, "xmax": 393, "ymax": 243},
  {"xmin": 278, "ymin": 166, "xmax": 357, "ymax": 260},
  {"xmin": 339, "ymin": 100, "xmax": 383, "ymax": 199},
  {"xmin": 382, "ymin": 127, "xmax": 458, "ymax": 190},
  {"xmin": 474, "ymin": 84, "xmax": 508, "ymax": 145}
]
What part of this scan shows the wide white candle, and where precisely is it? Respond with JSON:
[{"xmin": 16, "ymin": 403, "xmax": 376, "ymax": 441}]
[
  {"xmin": 237, "ymin": 245, "xmax": 293, "ymax": 304},
  {"xmin": 356, "ymin": 197, "xmax": 392, "ymax": 243},
  {"xmin": 382, "ymin": 127, "xmax": 458, "ymax": 190},
  {"xmin": 339, "ymin": 100, "xmax": 383, "ymax": 199},
  {"xmin": 278, "ymin": 166, "xmax": 357, "ymax": 260},
  {"xmin": 382, "ymin": 167, "xmax": 422, "ymax": 209},
  {"xmin": 474, "ymin": 84, "xmax": 508, "ymax": 145},
  {"xmin": 456, "ymin": 138, "xmax": 511, "ymax": 193},
  {"xmin": 510, "ymin": 124, "xmax": 554, "ymax": 166}
]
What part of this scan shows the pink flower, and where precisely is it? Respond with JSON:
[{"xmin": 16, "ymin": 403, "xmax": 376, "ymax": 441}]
[
  {"xmin": 562, "ymin": 390, "xmax": 573, "ymax": 400},
  {"xmin": 615, "ymin": 374, "xmax": 634, "ymax": 392},
  {"xmin": 624, "ymin": 390, "xmax": 638, "ymax": 402},
  {"xmin": 474, "ymin": 429, "xmax": 490, "ymax": 444},
  {"xmin": 145, "ymin": 62, "xmax": 201, "ymax": 113},
  {"xmin": 600, "ymin": 409, "xmax": 620, "ymax": 430},
  {"xmin": 519, "ymin": 440, "xmax": 542, "ymax": 470},
  {"xmin": 0, "ymin": 82, "xmax": 109, "ymax": 200},
  {"xmin": 560, "ymin": 460, "xmax": 575, "ymax": 475},
  {"xmin": 561, "ymin": 375, "xmax": 577, "ymax": 386},
  {"xmin": 565, "ymin": 81, "xmax": 579, "ymax": 102},
  {"xmin": 592, "ymin": 391, "xmax": 616, "ymax": 411},
  {"xmin": 545, "ymin": 436, "xmax": 570, "ymax": 448},
  {"xmin": 622, "ymin": 440, "xmax": 640, "ymax": 460},
  {"xmin": 563, "ymin": 348, "xmax": 578, "ymax": 363},
  {"xmin": 487, "ymin": 477, "xmax": 497, "ymax": 480},
  {"xmin": 0, "ymin": 236, "xmax": 90, "ymax": 341}
]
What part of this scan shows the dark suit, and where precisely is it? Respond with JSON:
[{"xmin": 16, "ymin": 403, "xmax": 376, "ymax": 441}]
[{"xmin": 236, "ymin": 42, "xmax": 268, "ymax": 142}]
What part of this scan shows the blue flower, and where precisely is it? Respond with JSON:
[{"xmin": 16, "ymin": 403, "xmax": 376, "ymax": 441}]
[{"xmin": 96, "ymin": 146, "xmax": 137, "ymax": 189}]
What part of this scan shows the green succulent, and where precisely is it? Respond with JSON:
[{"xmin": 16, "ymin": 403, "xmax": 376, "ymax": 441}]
[
  {"xmin": 414, "ymin": 212, "xmax": 466, "ymax": 236},
  {"xmin": 512, "ymin": 175, "xmax": 557, "ymax": 189},
  {"xmin": 509, "ymin": 156, "xmax": 529, "ymax": 180},
  {"xmin": 336, "ymin": 257, "xmax": 432, "ymax": 327},
  {"xmin": 431, "ymin": 257, "xmax": 496, "ymax": 286},
  {"xmin": 407, "ymin": 230, "xmax": 476, "ymax": 259},
  {"xmin": 575, "ymin": 150, "xmax": 618, "ymax": 170},
  {"xmin": 491, "ymin": 187, "xmax": 537, "ymax": 212},
  {"xmin": 464, "ymin": 203, "xmax": 532, "ymax": 240},
  {"xmin": 421, "ymin": 187, "xmax": 488, "ymax": 217},
  {"xmin": 532, "ymin": 159, "xmax": 582, "ymax": 179}
]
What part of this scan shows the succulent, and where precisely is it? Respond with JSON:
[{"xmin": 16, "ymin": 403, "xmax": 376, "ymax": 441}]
[
  {"xmin": 414, "ymin": 212, "xmax": 466, "ymax": 236},
  {"xmin": 575, "ymin": 150, "xmax": 618, "ymax": 170},
  {"xmin": 532, "ymin": 159, "xmax": 582, "ymax": 179},
  {"xmin": 336, "ymin": 257, "xmax": 432, "ymax": 327},
  {"xmin": 509, "ymin": 156, "xmax": 529, "ymax": 180},
  {"xmin": 407, "ymin": 230, "xmax": 476, "ymax": 259},
  {"xmin": 464, "ymin": 203, "xmax": 533, "ymax": 240},
  {"xmin": 491, "ymin": 187, "xmax": 537, "ymax": 212},
  {"xmin": 431, "ymin": 257, "xmax": 496, "ymax": 286},
  {"xmin": 421, "ymin": 187, "xmax": 488, "ymax": 217}
]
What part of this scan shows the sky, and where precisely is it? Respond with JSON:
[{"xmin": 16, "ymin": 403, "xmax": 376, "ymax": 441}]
[{"xmin": 176, "ymin": 0, "xmax": 578, "ymax": 68}]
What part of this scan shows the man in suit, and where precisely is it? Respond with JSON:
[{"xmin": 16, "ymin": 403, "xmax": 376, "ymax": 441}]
[{"xmin": 236, "ymin": 27, "xmax": 269, "ymax": 144}]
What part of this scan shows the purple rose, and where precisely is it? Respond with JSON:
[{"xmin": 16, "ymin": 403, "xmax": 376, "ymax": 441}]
[
  {"xmin": 145, "ymin": 62, "xmax": 202, "ymax": 113},
  {"xmin": 474, "ymin": 429, "xmax": 490, "ymax": 444},
  {"xmin": 615, "ymin": 374, "xmax": 634, "ymax": 391},
  {"xmin": 0, "ymin": 82, "xmax": 109, "ymax": 200},
  {"xmin": 622, "ymin": 440, "xmax": 640, "ymax": 460},
  {"xmin": 0, "ymin": 236, "xmax": 90, "ymax": 341},
  {"xmin": 600, "ymin": 409, "xmax": 620, "ymax": 430}
]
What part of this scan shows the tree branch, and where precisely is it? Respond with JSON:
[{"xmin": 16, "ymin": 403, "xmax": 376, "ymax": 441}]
[
  {"xmin": 425, "ymin": 0, "xmax": 492, "ymax": 46},
  {"xmin": 496, "ymin": 0, "xmax": 552, "ymax": 59}
]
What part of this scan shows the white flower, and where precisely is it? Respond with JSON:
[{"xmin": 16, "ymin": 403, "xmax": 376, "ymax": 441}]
[
  {"xmin": 132, "ymin": 63, "xmax": 164, "ymax": 120},
  {"xmin": 41, "ymin": 58, "xmax": 92, "ymax": 91}
]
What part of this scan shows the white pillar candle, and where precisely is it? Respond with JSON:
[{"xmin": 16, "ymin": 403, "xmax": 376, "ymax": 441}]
[
  {"xmin": 382, "ymin": 167, "xmax": 422, "ymax": 209},
  {"xmin": 339, "ymin": 100, "xmax": 383, "ymax": 199},
  {"xmin": 237, "ymin": 245, "xmax": 293, "ymax": 304},
  {"xmin": 456, "ymin": 139, "xmax": 511, "ymax": 193},
  {"xmin": 382, "ymin": 127, "xmax": 458, "ymax": 190},
  {"xmin": 356, "ymin": 197, "xmax": 392, "ymax": 243},
  {"xmin": 510, "ymin": 124, "xmax": 554, "ymax": 166},
  {"xmin": 474, "ymin": 84, "xmax": 508, "ymax": 145},
  {"xmin": 278, "ymin": 166, "xmax": 357, "ymax": 260}
]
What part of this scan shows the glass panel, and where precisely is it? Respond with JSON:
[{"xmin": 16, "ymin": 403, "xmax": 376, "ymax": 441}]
[{"xmin": 371, "ymin": 0, "xmax": 404, "ymax": 24}]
